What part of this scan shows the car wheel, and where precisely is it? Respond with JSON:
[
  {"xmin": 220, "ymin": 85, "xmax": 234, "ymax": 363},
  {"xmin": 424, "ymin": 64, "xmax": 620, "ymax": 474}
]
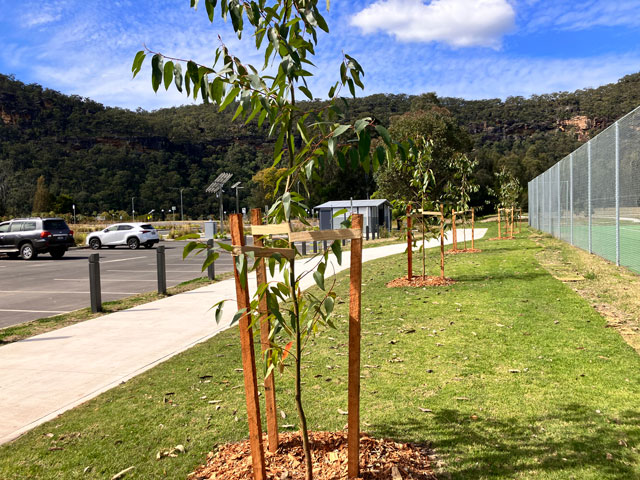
[
  {"xmin": 89, "ymin": 238, "xmax": 102, "ymax": 250},
  {"xmin": 50, "ymin": 248, "xmax": 66, "ymax": 259},
  {"xmin": 127, "ymin": 237, "xmax": 140, "ymax": 250},
  {"xmin": 20, "ymin": 243, "xmax": 37, "ymax": 260}
]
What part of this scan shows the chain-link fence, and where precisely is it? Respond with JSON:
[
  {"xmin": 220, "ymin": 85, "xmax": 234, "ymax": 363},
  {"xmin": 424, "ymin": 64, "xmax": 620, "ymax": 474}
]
[{"xmin": 528, "ymin": 105, "xmax": 640, "ymax": 274}]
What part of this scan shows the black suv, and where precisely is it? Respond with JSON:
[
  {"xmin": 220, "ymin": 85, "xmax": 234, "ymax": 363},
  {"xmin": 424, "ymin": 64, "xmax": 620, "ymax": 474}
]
[{"xmin": 0, "ymin": 217, "xmax": 75, "ymax": 260}]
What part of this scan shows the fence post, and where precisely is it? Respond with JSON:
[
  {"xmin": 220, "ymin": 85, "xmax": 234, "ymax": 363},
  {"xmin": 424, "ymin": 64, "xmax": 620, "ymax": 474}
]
[
  {"xmin": 557, "ymin": 165, "xmax": 561, "ymax": 239},
  {"xmin": 570, "ymin": 153, "xmax": 574, "ymax": 245},
  {"xmin": 323, "ymin": 240, "xmax": 328, "ymax": 252},
  {"xmin": 206, "ymin": 239, "xmax": 215, "ymax": 280},
  {"xmin": 587, "ymin": 140, "xmax": 593, "ymax": 253},
  {"xmin": 313, "ymin": 240, "xmax": 318, "ymax": 254},
  {"xmin": 251, "ymin": 208, "xmax": 279, "ymax": 453},
  {"xmin": 301, "ymin": 241, "xmax": 306, "ymax": 256},
  {"xmin": 347, "ymin": 214, "xmax": 363, "ymax": 479},
  {"xmin": 229, "ymin": 214, "xmax": 266, "ymax": 479},
  {"xmin": 406, "ymin": 205, "xmax": 413, "ymax": 280},
  {"xmin": 89, "ymin": 253, "xmax": 102, "ymax": 313},
  {"xmin": 615, "ymin": 122, "xmax": 620, "ymax": 266},
  {"xmin": 366, "ymin": 225, "xmax": 369, "ymax": 241},
  {"xmin": 156, "ymin": 245, "xmax": 167, "ymax": 295}
]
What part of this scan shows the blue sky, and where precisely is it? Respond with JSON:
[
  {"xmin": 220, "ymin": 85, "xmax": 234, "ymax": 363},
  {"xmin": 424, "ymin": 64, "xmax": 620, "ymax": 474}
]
[{"xmin": 1, "ymin": 0, "xmax": 639, "ymax": 111}]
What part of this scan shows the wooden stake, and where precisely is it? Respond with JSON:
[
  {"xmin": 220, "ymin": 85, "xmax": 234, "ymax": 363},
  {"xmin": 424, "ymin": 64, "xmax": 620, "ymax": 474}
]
[
  {"xmin": 511, "ymin": 207, "xmax": 514, "ymax": 238},
  {"xmin": 440, "ymin": 205, "xmax": 445, "ymax": 278},
  {"xmin": 471, "ymin": 208, "xmax": 475, "ymax": 250},
  {"xmin": 230, "ymin": 214, "xmax": 266, "ymax": 480},
  {"xmin": 406, "ymin": 205, "xmax": 412, "ymax": 280},
  {"xmin": 348, "ymin": 214, "xmax": 364, "ymax": 479},
  {"xmin": 498, "ymin": 208, "xmax": 502, "ymax": 239},
  {"xmin": 251, "ymin": 208, "xmax": 279, "ymax": 454},
  {"xmin": 452, "ymin": 209, "xmax": 457, "ymax": 250},
  {"xmin": 518, "ymin": 208, "xmax": 522, "ymax": 233}
]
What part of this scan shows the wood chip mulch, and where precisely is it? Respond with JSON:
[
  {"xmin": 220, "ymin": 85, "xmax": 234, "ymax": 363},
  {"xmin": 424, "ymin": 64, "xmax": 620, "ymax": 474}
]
[
  {"xmin": 386, "ymin": 276, "xmax": 456, "ymax": 288},
  {"xmin": 188, "ymin": 431, "xmax": 436, "ymax": 480},
  {"xmin": 444, "ymin": 248, "xmax": 482, "ymax": 255}
]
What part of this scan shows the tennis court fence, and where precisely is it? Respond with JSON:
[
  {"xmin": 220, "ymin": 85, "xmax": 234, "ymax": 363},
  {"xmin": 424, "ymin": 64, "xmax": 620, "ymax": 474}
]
[{"xmin": 528, "ymin": 105, "xmax": 640, "ymax": 274}]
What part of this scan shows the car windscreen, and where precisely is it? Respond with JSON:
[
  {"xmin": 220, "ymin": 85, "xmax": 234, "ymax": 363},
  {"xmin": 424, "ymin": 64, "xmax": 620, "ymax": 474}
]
[
  {"xmin": 43, "ymin": 220, "xmax": 69, "ymax": 231},
  {"xmin": 140, "ymin": 224, "xmax": 155, "ymax": 230}
]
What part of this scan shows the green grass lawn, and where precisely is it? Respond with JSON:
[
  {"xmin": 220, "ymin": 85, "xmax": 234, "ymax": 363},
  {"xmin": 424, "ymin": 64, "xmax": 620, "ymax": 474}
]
[{"xmin": 1, "ymin": 224, "xmax": 639, "ymax": 479}]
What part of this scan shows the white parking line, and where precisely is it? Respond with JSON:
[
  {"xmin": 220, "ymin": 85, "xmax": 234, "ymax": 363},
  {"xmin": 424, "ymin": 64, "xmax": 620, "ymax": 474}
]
[
  {"xmin": 55, "ymin": 278, "xmax": 158, "ymax": 282},
  {"xmin": 100, "ymin": 256, "xmax": 147, "ymax": 264},
  {"xmin": 0, "ymin": 309, "xmax": 67, "ymax": 314},
  {"xmin": 106, "ymin": 270, "xmax": 203, "ymax": 273},
  {"xmin": 0, "ymin": 290, "xmax": 135, "ymax": 295}
]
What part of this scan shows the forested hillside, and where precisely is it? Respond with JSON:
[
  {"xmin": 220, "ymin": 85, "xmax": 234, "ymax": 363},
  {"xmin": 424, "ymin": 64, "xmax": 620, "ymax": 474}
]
[{"xmin": 1, "ymin": 71, "xmax": 640, "ymax": 219}]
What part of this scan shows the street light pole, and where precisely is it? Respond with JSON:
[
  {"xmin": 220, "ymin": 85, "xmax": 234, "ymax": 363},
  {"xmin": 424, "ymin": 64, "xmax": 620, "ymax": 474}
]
[{"xmin": 180, "ymin": 188, "xmax": 184, "ymax": 222}]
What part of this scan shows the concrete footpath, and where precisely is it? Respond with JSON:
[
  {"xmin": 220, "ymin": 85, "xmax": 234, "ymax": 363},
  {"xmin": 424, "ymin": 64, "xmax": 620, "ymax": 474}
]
[{"xmin": 0, "ymin": 229, "xmax": 486, "ymax": 444}]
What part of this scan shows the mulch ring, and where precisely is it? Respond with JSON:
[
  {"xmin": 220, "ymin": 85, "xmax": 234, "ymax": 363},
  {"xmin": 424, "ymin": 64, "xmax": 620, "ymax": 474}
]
[
  {"xmin": 386, "ymin": 275, "xmax": 456, "ymax": 288},
  {"xmin": 189, "ymin": 431, "xmax": 436, "ymax": 480},
  {"xmin": 444, "ymin": 248, "xmax": 482, "ymax": 255}
]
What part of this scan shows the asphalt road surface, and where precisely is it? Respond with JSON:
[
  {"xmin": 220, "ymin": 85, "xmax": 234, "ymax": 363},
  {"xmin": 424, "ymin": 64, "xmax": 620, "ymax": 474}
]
[{"xmin": 0, "ymin": 241, "xmax": 235, "ymax": 328}]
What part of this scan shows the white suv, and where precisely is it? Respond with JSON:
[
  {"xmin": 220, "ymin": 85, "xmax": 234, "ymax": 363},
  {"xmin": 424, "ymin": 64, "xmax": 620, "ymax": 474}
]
[{"xmin": 86, "ymin": 223, "xmax": 159, "ymax": 250}]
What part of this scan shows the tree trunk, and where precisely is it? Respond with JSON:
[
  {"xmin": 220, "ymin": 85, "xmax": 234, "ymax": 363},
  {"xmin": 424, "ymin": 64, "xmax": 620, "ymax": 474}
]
[{"xmin": 290, "ymin": 261, "xmax": 312, "ymax": 480}]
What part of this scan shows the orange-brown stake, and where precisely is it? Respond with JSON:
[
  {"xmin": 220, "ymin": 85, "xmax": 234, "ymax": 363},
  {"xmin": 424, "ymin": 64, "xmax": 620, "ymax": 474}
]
[
  {"xmin": 348, "ymin": 214, "xmax": 364, "ymax": 479},
  {"xmin": 440, "ymin": 204, "xmax": 445, "ymax": 278},
  {"xmin": 452, "ymin": 209, "xmax": 457, "ymax": 250},
  {"xmin": 406, "ymin": 205, "xmax": 412, "ymax": 280},
  {"xmin": 251, "ymin": 208, "xmax": 279, "ymax": 454},
  {"xmin": 230, "ymin": 214, "xmax": 266, "ymax": 480},
  {"xmin": 498, "ymin": 208, "xmax": 502, "ymax": 239},
  {"xmin": 471, "ymin": 208, "xmax": 475, "ymax": 250}
]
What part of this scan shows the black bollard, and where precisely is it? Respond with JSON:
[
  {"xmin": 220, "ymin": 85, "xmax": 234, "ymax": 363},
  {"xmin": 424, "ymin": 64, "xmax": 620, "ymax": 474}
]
[{"xmin": 89, "ymin": 253, "xmax": 102, "ymax": 313}]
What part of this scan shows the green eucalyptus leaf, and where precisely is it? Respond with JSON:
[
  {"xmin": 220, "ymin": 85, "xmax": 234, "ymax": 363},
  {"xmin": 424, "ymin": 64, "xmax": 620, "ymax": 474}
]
[
  {"xmin": 151, "ymin": 54, "xmax": 163, "ymax": 92},
  {"xmin": 331, "ymin": 239, "xmax": 342, "ymax": 264},
  {"xmin": 332, "ymin": 124, "xmax": 350, "ymax": 137},
  {"xmin": 131, "ymin": 50, "xmax": 146, "ymax": 78},
  {"xmin": 163, "ymin": 61, "xmax": 174, "ymax": 90},
  {"xmin": 282, "ymin": 192, "xmax": 291, "ymax": 220},
  {"xmin": 173, "ymin": 62, "xmax": 183, "ymax": 92},
  {"xmin": 324, "ymin": 296, "xmax": 334, "ymax": 315},
  {"xmin": 313, "ymin": 270, "xmax": 325, "ymax": 290}
]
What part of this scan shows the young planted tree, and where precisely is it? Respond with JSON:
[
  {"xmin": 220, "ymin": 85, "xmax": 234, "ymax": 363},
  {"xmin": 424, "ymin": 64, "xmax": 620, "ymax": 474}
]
[
  {"xmin": 133, "ymin": 1, "xmax": 401, "ymax": 478},
  {"xmin": 447, "ymin": 153, "xmax": 478, "ymax": 250}
]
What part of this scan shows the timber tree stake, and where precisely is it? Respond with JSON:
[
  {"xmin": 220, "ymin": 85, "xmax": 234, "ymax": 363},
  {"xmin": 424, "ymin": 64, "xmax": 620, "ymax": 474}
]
[
  {"xmin": 348, "ymin": 214, "xmax": 364, "ymax": 479},
  {"xmin": 230, "ymin": 214, "xmax": 266, "ymax": 480},
  {"xmin": 251, "ymin": 208, "xmax": 279, "ymax": 453}
]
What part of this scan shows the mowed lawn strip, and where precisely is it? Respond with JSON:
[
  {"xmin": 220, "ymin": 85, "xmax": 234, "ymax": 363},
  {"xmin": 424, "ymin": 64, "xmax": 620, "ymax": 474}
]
[{"xmin": 1, "ymin": 223, "xmax": 639, "ymax": 479}]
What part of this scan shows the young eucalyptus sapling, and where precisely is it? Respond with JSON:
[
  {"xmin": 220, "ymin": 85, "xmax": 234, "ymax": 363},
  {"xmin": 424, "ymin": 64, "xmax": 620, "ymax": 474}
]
[
  {"xmin": 447, "ymin": 153, "xmax": 478, "ymax": 249},
  {"xmin": 131, "ymin": 1, "xmax": 401, "ymax": 478}
]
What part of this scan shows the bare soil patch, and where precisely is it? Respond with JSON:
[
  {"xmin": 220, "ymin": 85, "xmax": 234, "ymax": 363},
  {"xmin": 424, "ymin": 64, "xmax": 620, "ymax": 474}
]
[
  {"xmin": 189, "ymin": 431, "xmax": 436, "ymax": 480},
  {"xmin": 386, "ymin": 276, "xmax": 456, "ymax": 288}
]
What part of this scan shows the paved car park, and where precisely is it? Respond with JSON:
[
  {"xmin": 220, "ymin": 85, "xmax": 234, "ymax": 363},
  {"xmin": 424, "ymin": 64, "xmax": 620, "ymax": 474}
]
[{"xmin": 0, "ymin": 241, "xmax": 234, "ymax": 328}]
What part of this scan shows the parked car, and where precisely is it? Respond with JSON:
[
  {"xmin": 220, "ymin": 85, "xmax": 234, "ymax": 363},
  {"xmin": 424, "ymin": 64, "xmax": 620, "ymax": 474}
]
[
  {"xmin": 0, "ymin": 217, "xmax": 75, "ymax": 260},
  {"xmin": 86, "ymin": 223, "xmax": 159, "ymax": 250}
]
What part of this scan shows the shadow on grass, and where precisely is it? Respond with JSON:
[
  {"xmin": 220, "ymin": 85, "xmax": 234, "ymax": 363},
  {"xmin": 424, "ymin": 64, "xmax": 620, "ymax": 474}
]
[
  {"xmin": 370, "ymin": 404, "xmax": 640, "ymax": 479},
  {"xmin": 454, "ymin": 272, "xmax": 548, "ymax": 283}
]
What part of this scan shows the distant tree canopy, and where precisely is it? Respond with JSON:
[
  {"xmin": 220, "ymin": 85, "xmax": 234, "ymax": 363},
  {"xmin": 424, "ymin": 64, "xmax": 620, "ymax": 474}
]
[{"xmin": 2, "ymin": 71, "xmax": 640, "ymax": 218}]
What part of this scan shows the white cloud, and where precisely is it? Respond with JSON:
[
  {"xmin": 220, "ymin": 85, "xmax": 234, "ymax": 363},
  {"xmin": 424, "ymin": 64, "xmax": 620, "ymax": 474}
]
[{"xmin": 351, "ymin": 0, "xmax": 516, "ymax": 48}]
